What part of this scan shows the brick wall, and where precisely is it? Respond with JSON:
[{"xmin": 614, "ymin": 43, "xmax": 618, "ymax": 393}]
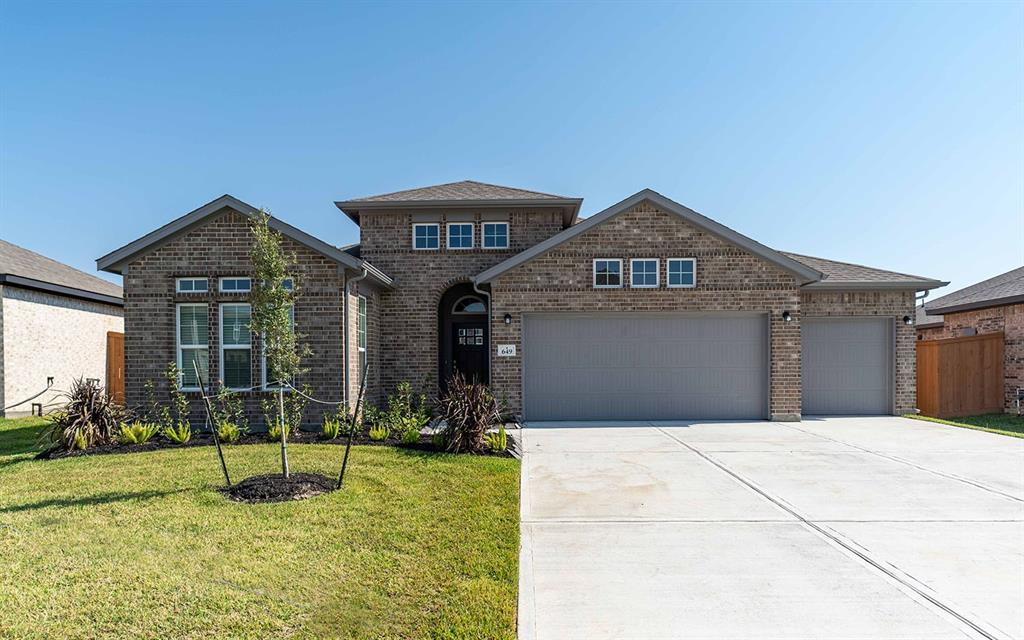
[
  {"xmin": 358, "ymin": 206, "xmax": 565, "ymax": 404},
  {"xmin": 801, "ymin": 290, "xmax": 918, "ymax": 414},
  {"xmin": 488, "ymin": 200, "xmax": 804, "ymax": 420},
  {"xmin": 123, "ymin": 208, "xmax": 352, "ymax": 428},
  {"xmin": 915, "ymin": 303, "xmax": 1023, "ymax": 412}
]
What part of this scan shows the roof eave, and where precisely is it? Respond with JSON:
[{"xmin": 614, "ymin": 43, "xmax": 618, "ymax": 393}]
[
  {"xmin": 335, "ymin": 198, "xmax": 584, "ymax": 227},
  {"xmin": 925, "ymin": 293, "xmax": 1024, "ymax": 315},
  {"xmin": 803, "ymin": 280, "xmax": 949, "ymax": 291},
  {"xmin": 0, "ymin": 274, "xmax": 123, "ymax": 307}
]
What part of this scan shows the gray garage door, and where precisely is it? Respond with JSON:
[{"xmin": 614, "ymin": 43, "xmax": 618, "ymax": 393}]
[
  {"xmin": 802, "ymin": 317, "xmax": 893, "ymax": 415},
  {"xmin": 522, "ymin": 313, "xmax": 768, "ymax": 421}
]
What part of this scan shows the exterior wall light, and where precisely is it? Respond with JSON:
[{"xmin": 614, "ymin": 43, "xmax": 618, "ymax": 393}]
[
  {"xmin": 781, "ymin": 311, "xmax": 792, "ymax": 322},
  {"xmin": 903, "ymin": 315, "xmax": 913, "ymax": 325},
  {"xmin": 504, "ymin": 313, "xmax": 512, "ymax": 325}
]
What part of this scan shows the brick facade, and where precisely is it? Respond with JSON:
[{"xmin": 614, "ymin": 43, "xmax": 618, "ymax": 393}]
[{"xmin": 915, "ymin": 303, "xmax": 1023, "ymax": 412}]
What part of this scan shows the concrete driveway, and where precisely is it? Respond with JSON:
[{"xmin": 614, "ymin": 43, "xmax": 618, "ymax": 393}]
[{"xmin": 518, "ymin": 416, "xmax": 1024, "ymax": 640}]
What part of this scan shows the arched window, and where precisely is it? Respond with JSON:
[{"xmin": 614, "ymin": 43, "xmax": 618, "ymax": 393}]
[{"xmin": 452, "ymin": 295, "xmax": 486, "ymax": 314}]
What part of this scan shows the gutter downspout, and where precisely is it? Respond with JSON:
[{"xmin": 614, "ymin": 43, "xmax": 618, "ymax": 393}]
[
  {"xmin": 472, "ymin": 280, "xmax": 492, "ymax": 384},
  {"xmin": 344, "ymin": 268, "xmax": 369, "ymax": 409}
]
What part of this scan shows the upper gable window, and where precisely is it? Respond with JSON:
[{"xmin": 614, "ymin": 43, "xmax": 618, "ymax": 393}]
[
  {"xmin": 413, "ymin": 223, "xmax": 439, "ymax": 250},
  {"xmin": 176, "ymin": 277, "xmax": 208, "ymax": 293},
  {"xmin": 630, "ymin": 259, "xmax": 659, "ymax": 288},
  {"xmin": 667, "ymin": 258, "xmax": 696, "ymax": 288},
  {"xmin": 593, "ymin": 259, "xmax": 622, "ymax": 288},
  {"xmin": 219, "ymin": 277, "xmax": 252, "ymax": 293},
  {"xmin": 482, "ymin": 222, "xmax": 509, "ymax": 249},
  {"xmin": 447, "ymin": 223, "xmax": 474, "ymax": 249}
]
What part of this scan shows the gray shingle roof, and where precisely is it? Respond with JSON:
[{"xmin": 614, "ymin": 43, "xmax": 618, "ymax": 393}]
[
  {"xmin": 0, "ymin": 238, "xmax": 123, "ymax": 303},
  {"xmin": 783, "ymin": 252, "xmax": 945, "ymax": 290},
  {"xmin": 345, "ymin": 180, "xmax": 573, "ymax": 203},
  {"xmin": 915, "ymin": 305, "xmax": 943, "ymax": 328},
  {"xmin": 925, "ymin": 266, "xmax": 1024, "ymax": 314}
]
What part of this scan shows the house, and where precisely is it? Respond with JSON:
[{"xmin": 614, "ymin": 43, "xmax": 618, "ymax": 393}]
[
  {"xmin": 920, "ymin": 266, "xmax": 1024, "ymax": 413},
  {"xmin": 97, "ymin": 181, "xmax": 946, "ymax": 426},
  {"xmin": 1, "ymin": 239, "xmax": 124, "ymax": 417}
]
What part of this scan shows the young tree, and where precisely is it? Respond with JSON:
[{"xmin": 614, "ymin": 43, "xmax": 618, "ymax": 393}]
[{"xmin": 248, "ymin": 211, "xmax": 305, "ymax": 477}]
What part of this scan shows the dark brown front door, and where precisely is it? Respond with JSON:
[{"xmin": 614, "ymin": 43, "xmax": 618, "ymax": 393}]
[{"xmin": 452, "ymin": 321, "xmax": 488, "ymax": 384}]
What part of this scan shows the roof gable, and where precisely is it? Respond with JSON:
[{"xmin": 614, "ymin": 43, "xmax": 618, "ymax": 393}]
[
  {"xmin": 0, "ymin": 239, "xmax": 123, "ymax": 305},
  {"xmin": 475, "ymin": 189, "xmax": 823, "ymax": 285},
  {"xmin": 925, "ymin": 266, "xmax": 1024, "ymax": 314},
  {"xmin": 96, "ymin": 195, "xmax": 392, "ymax": 288}
]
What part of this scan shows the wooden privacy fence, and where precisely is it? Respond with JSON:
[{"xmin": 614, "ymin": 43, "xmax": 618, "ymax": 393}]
[
  {"xmin": 916, "ymin": 332, "xmax": 1003, "ymax": 418},
  {"xmin": 106, "ymin": 331, "xmax": 125, "ymax": 404}
]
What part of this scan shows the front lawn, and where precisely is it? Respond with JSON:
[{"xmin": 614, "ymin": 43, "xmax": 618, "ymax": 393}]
[
  {"xmin": 0, "ymin": 416, "xmax": 520, "ymax": 639},
  {"xmin": 904, "ymin": 413, "xmax": 1024, "ymax": 439}
]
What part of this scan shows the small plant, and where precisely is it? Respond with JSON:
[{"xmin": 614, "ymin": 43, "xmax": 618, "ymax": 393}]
[
  {"xmin": 483, "ymin": 425, "xmax": 508, "ymax": 453},
  {"xmin": 41, "ymin": 378, "xmax": 128, "ymax": 451},
  {"xmin": 435, "ymin": 372, "xmax": 502, "ymax": 454},
  {"xmin": 214, "ymin": 385, "xmax": 246, "ymax": 433},
  {"xmin": 72, "ymin": 432, "xmax": 88, "ymax": 451},
  {"xmin": 217, "ymin": 422, "xmax": 244, "ymax": 444},
  {"xmin": 118, "ymin": 421, "xmax": 160, "ymax": 445},
  {"xmin": 266, "ymin": 421, "xmax": 292, "ymax": 443},
  {"xmin": 163, "ymin": 421, "xmax": 192, "ymax": 444},
  {"xmin": 400, "ymin": 427, "xmax": 420, "ymax": 445},
  {"xmin": 163, "ymin": 362, "xmax": 192, "ymax": 428},
  {"xmin": 368, "ymin": 425, "xmax": 390, "ymax": 441},
  {"xmin": 322, "ymin": 417, "xmax": 342, "ymax": 440},
  {"xmin": 431, "ymin": 431, "xmax": 447, "ymax": 449},
  {"xmin": 382, "ymin": 382, "xmax": 431, "ymax": 433}
]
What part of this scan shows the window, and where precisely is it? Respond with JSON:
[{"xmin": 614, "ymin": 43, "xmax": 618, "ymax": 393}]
[
  {"xmin": 176, "ymin": 277, "xmax": 208, "ymax": 293},
  {"xmin": 357, "ymin": 296, "xmax": 367, "ymax": 383},
  {"xmin": 176, "ymin": 304, "xmax": 208, "ymax": 389},
  {"xmin": 413, "ymin": 223, "xmax": 439, "ymax": 250},
  {"xmin": 219, "ymin": 277, "xmax": 252, "ymax": 293},
  {"xmin": 262, "ymin": 306, "xmax": 294, "ymax": 389},
  {"xmin": 482, "ymin": 222, "xmax": 509, "ymax": 249},
  {"xmin": 220, "ymin": 303, "xmax": 251, "ymax": 389},
  {"xmin": 452, "ymin": 295, "xmax": 486, "ymax": 314},
  {"xmin": 667, "ymin": 258, "xmax": 696, "ymax": 288},
  {"xmin": 593, "ymin": 259, "xmax": 622, "ymax": 288},
  {"xmin": 630, "ymin": 259, "xmax": 659, "ymax": 288},
  {"xmin": 447, "ymin": 223, "xmax": 474, "ymax": 249}
]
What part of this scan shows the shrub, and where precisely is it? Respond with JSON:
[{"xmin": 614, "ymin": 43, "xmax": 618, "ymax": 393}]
[
  {"xmin": 163, "ymin": 362, "xmax": 192, "ymax": 428},
  {"xmin": 163, "ymin": 421, "xmax": 192, "ymax": 444},
  {"xmin": 382, "ymin": 382, "xmax": 431, "ymax": 433},
  {"xmin": 214, "ymin": 385, "xmax": 246, "ymax": 433},
  {"xmin": 431, "ymin": 431, "xmax": 447, "ymax": 449},
  {"xmin": 41, "ymin": 378, "xmax": 128, "ymax": 451},
  {"xmin": 400, "ymin": 427, "xmax": 420, "ymax": 445},
  {"xmin": 217, "ymin": 422, "xmax": 244, "ymax": 444},
  {"xmin": 260, "ymin": 384, "xmax": 311, "ymax": 433},
  {"xmin": 322, "ymin": 417, "xmax": 342, "ymax": 440},
  {"xmin": 119, "ymin": 421, "xmax": 160, "ymax": 445},
  {"xmin": 483, "ymin": 425, "xmax": 508, "ymax": 453},
  {"xmin": 266, "ymin": 421, "xmax": 292, "ymax": 443},
  {"xmin": 368, "ymin": 425, "xmax": 389, "ymax": 441},
  {"xmin": 435, "ymin": 372, "xmax": 501, "ymax": 454}
]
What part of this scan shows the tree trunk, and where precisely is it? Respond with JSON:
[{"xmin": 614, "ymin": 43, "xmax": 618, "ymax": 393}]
[{"xmin": 279, "ymin": 387, "xmax": 289, "ymax": 478}]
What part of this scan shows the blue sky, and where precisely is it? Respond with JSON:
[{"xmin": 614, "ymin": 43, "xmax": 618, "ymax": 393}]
[{"xmin": 1, "ymin": 1, "xmax": 1021, "ymax": 294}]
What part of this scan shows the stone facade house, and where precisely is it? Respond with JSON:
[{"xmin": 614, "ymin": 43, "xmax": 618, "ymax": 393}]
[
  {"xmin": 98, "ymin": 181, "xmax": 946, "ymax": 426},
  {"xmin": 1, "ymin": 239, "xmax": 124, "ymax": 417},
  {"xmin": 919, "ymin": 266, "xmax": 1024, "ymax": 413}
]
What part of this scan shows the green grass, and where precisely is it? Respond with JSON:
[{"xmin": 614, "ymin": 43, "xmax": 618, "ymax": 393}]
[
  {"xmin": 904, "ymin": 413, "xmax": 1024, "ymax": 439},
  {"xmin": 0, "ymin": 417, "xmax": 520, "ymax": 639}
]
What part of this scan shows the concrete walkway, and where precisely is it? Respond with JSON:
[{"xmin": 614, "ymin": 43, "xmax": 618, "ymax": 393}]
[{"xmin": 518, "ymin": 416, "xmax": 1024, "ymax": 640}]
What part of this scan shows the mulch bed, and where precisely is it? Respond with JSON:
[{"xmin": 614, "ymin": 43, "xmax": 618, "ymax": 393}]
[{"xmin": 222, "ymin": 472, "xmax": 337, "ymax": 503}]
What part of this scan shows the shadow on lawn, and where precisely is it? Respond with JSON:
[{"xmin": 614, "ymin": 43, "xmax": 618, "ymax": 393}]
[
  {"xmin": 0, "ymin": 489, "xmax": 186, "ymax": 514},
  {"xmin": 0, "ymin": 424, "xmax": 47, "ymax": 457}
]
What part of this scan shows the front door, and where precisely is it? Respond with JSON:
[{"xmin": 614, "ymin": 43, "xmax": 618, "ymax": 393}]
[{"xmin": 452, "ymin": 321, "xmax": 488, "ymax": 384}]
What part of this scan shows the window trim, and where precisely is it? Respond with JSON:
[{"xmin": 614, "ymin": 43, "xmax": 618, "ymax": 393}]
[
  {"xmin": 451, "ymin": 295, "xmax": 487, "ymax": 315},
  {"xmin": 592, "ymin": 258, "xmax": 623, "ymax": 289},
  {"xmin": 630, "ymin": 258, "xmax": 660, "ymax": 289},
  {"xmin": 219, "ymin": 302, "xmax": 252, "ymax": 391},
  {"xmin": 357, "ymin": 295, "xmax": 367, "ymax": 384},
  {"xmin": 219, "ymin": 277, "xmax": 252, "ymax": 293},
  {"xmin": 667, "ymin": 257, "xmax": 697, "ymax": 289},
  {"xmin": 446, "ymin": 222, "xmax": 474, "ymax": 250},
  {"xmin": 175, "ymin": 277, "xmax": 208, "ymax": 294},
  {"xmin": 482, "ymin": 221, "xmax": 509, "ymax": 249},
  {"xmin": 261, "ymin": 305, "xmax": 295, "ymax": 390},
  {"xmin": 175, "ymin": 303, "xmax": 208, "ymax": 391},
  {"xmin": 412, "ymin": 223, "xmax": 440, "ymax": 251}
]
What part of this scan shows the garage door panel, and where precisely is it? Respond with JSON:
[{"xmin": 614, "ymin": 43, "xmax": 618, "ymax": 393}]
[
  {"xmin": 802, "ymin": 318, "xmax": 892, "ymax": 415},
  {"xmin": 523, "ymin": 313, "xmax": 768, "ymax": 421}
]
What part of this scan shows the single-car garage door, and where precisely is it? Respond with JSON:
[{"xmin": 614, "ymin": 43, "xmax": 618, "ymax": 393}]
[
  {"xmin": 523, "ymin": 313, "xmax": 768, "ymax": 421},
  {"xmin": 802, "ymin": 317, "xmax": 893, "ymax": 415}
]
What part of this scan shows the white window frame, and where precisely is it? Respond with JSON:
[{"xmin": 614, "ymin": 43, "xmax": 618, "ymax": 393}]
[
  {"xmin": 219, "ymin": 303, "xmax": 252, "ymax": 390},
  {"xmin": 482, "ymin": 222, "xmax": 509, "ymax": 249},
  {"xmin": 667, "ymin": 258, "xmax": 697, "ymax": 289},
  {"xmin": 592, "ymin": 258, "xmax": 623, "ymax": 289},
  {"xmin": 219, "ymin": 277, "xmax": 252, "ymax": 293},
  {"xmin": 446, "ymin": 222, "xmax": 474, "ymax": 250},
  {"xmin": 261, "ymin": 305, "xmax": 295, "ymax": 390},
  {"xmin": 630, "ymin": 259, "xmax": 660, "ymax": 288},
  {"xmin": 176, "ymin": 277, "xmax": 208, "ymax": 294},
  {"xmin": 175, "ymin": 303, "xmax": 208, "ymax": 391},
  {"xmin": 357, "ymin": 295, "xmax": 367, "ymax": 384},
  {"xmin": 412, "ymin": 223, "xmax": 440, "ymax": 250}
]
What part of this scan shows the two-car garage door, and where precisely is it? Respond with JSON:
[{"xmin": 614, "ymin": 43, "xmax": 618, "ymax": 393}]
[{"xmin": 523, "ymin": 313, "xmax": 768, "ymax": 421}]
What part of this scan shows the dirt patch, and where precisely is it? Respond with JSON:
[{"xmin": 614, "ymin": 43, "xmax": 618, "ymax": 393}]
[{"xmin": 222, "ymin": 472, "xmax": 336, "ymax": 503}]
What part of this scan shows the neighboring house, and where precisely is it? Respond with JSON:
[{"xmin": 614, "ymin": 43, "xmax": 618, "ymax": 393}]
[
  {"xmin": 915, "ymin": 305, "xmax": 944, "ymax": 339},
  {"xmin": 921, "ymin": 266, "xmax": 1024, "ymax": 413},
  {"xmin": 1, "ymin": 239, "xmax": 124, "ymax": 417},
  {"xmin": 97, "ymin": 181, "xmax": 945, "ymax": 426}
]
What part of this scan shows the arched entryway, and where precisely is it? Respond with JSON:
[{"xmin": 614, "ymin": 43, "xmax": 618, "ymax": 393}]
[{"xmin": 438, "ymin": 282, "xmax": 489, "ymax": 386}]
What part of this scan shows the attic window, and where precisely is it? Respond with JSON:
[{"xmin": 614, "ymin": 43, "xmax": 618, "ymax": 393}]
[{"xmin": 176, "ymin": 277, "xmax": 208, "ymax": 293}]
